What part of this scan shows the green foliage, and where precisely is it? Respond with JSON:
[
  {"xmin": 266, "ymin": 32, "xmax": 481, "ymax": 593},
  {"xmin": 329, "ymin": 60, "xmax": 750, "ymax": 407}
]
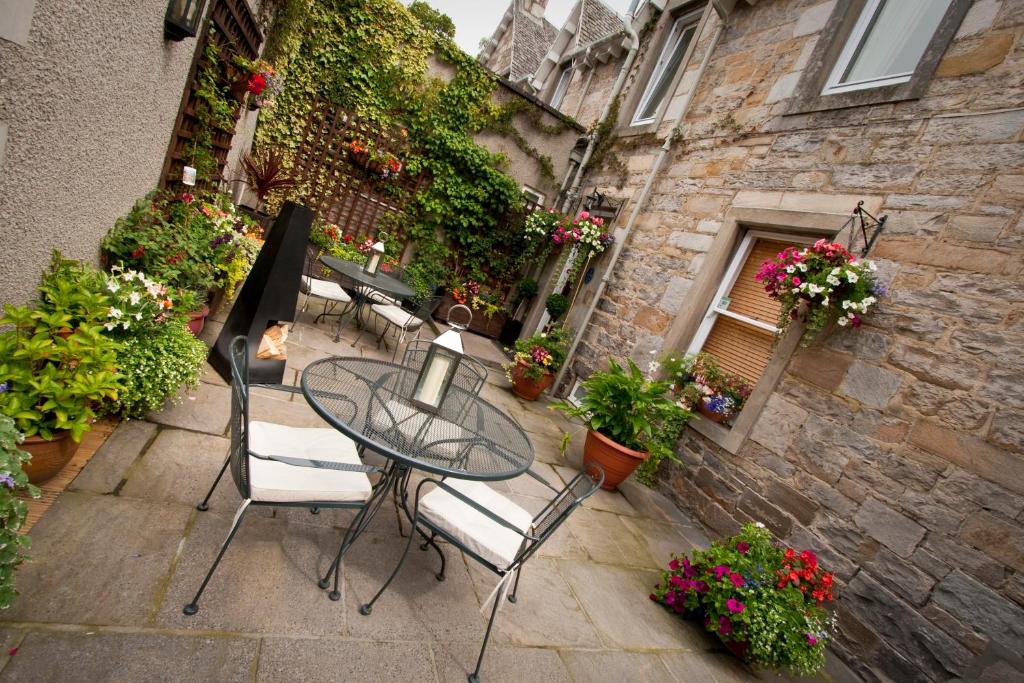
[
  {"xmin": 110, "ymin": 323, "xmax": 207, "ymax": 419},
  {"xmin": 652, "ymin": 523, "xmax": 836, "ymax": 676},
  {"xmin": 504, "ymin": 325, "xmax": 573, "ymax": 381},
  {"xmin": 402, "ymin": 257, "xmax": 447, "ymax": 304},
  {"xmin": 408, "ymin": 1, "xmax": 455, "ymax": 40},
  {"xmin": 553, "ymin": 358, "xmax": 689, "ymax": 453},
  {"xmin": 545, "ymin": 292, "xmax": 569, "ymax": 320},
  {"xmin": 0, "ymin": 305, "xmax": 122, "ymax": 442},
  {"xmin": 0, "ymin": 415, "xmax": 39, "ymax": 610},
  {"xmin": 634, "ymin": 408, "xmax": 688, "ymax": 486},
  {"xmin": 191, "ymin": 31, "xmax": 238, "ymax": 181},
  {"xmin": 515, "ymin": 278, "xmax": 539, "ymax": 303}
]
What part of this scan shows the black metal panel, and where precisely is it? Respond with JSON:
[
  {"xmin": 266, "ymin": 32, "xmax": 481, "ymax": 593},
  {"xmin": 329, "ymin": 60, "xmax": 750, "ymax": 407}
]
[{"xmin": 209, "ymin": 201, "xmax": 313, "ymax": 383}]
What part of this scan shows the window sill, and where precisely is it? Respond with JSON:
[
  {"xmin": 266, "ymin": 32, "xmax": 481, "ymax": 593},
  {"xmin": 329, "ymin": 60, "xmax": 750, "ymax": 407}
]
[{"xmin": 688, "ymin": 412, "xmax": 745, "ymax": 454}]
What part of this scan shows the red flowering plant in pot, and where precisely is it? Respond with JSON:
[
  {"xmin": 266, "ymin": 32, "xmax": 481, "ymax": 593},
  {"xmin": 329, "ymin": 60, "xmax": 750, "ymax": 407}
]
[
  {"xmin": 651, "ymin": 522, "xmax": 836, "ymax": 675},
  {"xmin": 502, "ymin": 325, "xmax": 572, "ymax": 401}
]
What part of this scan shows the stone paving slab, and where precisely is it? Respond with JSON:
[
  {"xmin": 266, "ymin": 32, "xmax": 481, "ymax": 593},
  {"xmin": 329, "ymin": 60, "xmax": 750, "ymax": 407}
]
[
  {"xmin": 566, "ymin": 506, "xmax": 659, "ymax": 568},
  {"xmin": 660, "ymin": 650, "xmax": 755, "ymax": 683},
  {"xmin": 155, "ymin": 510, "xmax": 347, "ymax": 636},
  {"xmin": 0, "ymin": 629, "xmax": 258, "ymax": 682},
  {"xmin": 432, "ymin": 642, "xmax": 573, "ymax": 683},
  {"xmin": 619, "ymin": 515, "xmax": 696, "ymax": 570},
  {"xmin": 0, "ymin": 492, "xmax": 191, "ymax": 627},
  {"xmin": 560, "ymin": 649, "xmax": 679, "ymax": 682},
  {"xmin": 256, "ymin": 637, "xmax": 436, "ymax": 682},
  {"xmin": 148, "ymin": 381, "xmax": 232, "ymax": 436},
  {"xmin": 559, "ymin": 560, "xmax": 714, "ymax": 652},
  {"xmin": 119, "ymin": 428, "xmax": 234, "ymax": 510},
  {"xmin": 69, "ymin": 419, "xmax": 157, "ymax": 495}
]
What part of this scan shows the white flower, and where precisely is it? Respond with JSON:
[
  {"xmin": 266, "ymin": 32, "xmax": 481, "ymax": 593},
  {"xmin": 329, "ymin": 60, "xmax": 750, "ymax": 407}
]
[
  {"xmin": 648, "ymin": 360, "xmax": 661, "ymax": 375},
  {"xmin": 826, "ymin": 275, "xmax": 840, "ymax": 286},
  {"xmin": 842, "ymin": 300, "xmax": 851, "ymax": 309},
  {"xmin": 109, "ymin": 307, "xmax": 122, "ymax": 319},
  {"xmin": 862, "ymin": 296, "xmax": 876, "ymax": 307},
  {"xmin": 831, "ymin": 267, "xmax": 840, "ymax": 275},
  {"xmin": 106, "ymin": 280, "xmax": 120, "ymax": 293},
  {"xmin": 798, "ymin": 263, "xmax": 807, "ymax": 272},
  {"xmin": 837, "ymin": 317, "xmax": 849, "ymax": 327},
  {"xmin": 104, "ymin": 322, "xmax": 116, "ymax": 331},
  {"xmin": 785, "ymin": 265, "xmax": 795, "ymax": 274},
  {"xmin": 821, "ymin": 296, "xmax": 828, "ymax": 306},
  {"xmin": 134, "ymin": 312, "xmax": 142, "ymax": 320},
  {"xmin": 129, "ymin": 292, "xmax": 141, "ymax": 305},
  {"xmin": 539, "ymin": 333, "xmax": 546, "ymax": 338},
  {"xmin": 121, "ymin": 321, "xmax": 131, "ymax": 330},
  {"xmin": 846, "ymin": 270, "xmax": 859, "ymax": 283},
  {"xmin": 754, "ymin": 521, "xmax": 766, "ymax": 528}
]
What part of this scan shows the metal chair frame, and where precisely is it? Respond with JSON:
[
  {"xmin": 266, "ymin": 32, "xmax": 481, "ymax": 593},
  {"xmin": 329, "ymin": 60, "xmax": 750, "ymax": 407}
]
[
  {"xmin": 297, "ymin": 250, "xmax": 357, "ymax": 339},
  {"xmin": 184, "ymin": 336, "xmax": 388, "ymax": 614},
  {"xmin": 366, "ymin": 294, "xmax": 443, "ymax": 360},
  {"xmin": 358, "ymin": 463, "xmax": 605, "ymax": 682}
]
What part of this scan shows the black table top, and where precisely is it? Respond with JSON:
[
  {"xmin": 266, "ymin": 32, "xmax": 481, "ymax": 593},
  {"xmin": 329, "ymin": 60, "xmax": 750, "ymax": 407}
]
[
  {"xmin": 319, "ymin": 254, "xmax": 416, "ymax": 300},
  {"xmin": 301, "ymin": 357, "xmax": 534, "ymax": 481}
]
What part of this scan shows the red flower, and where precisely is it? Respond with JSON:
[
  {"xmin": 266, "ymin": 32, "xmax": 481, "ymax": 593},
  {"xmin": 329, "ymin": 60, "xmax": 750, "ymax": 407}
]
[
  {"xmin": 131, "ymin": 246, "xmax": 145, "ymax": 258},
  {"xmin": 180, "ymin": 192, "xmax": 194, "ymax": 204},
  {"xmin": 247, "ymin": 73, "xmax": 267, "ymax": 95}
]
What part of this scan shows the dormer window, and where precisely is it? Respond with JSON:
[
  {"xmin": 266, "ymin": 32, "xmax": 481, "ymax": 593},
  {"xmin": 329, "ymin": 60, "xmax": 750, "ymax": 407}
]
[{"xmin": 631, "ymin": 16, "xmax": 697, "ymax": 126}]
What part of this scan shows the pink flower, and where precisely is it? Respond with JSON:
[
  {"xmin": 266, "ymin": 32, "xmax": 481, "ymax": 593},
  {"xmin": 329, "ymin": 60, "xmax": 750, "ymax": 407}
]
[
  {"xmin": 668, "ymin": 558, "xmax": 680, "ymax": 571},
  {"xmin": 718, "ymin": 616, "xmax": 732, "ymax": 635},
  {"xmin": 729, "ymin": 573, "xmax": 745, "ymax": 588},
  {"xmin": 806, "ymin": 633, "xmax": 818, "ymax": 646},
  {"xmin": 712, "ymin": 565, "xmax": 730, "ymax": 580},
  {"xmin": 792, "ymin": 276, "xmax": 801, "ymax": 285},
  {"xmin": 736, "ymin": 542, "xmax": 749, "ymax": 554},
  {"xmin": 578, "ymin": 211, "xmax": 590, "ymax": 220},
  {"xmin": 726, "ymin": 599, "xmax": 745, "ymax": 614}
]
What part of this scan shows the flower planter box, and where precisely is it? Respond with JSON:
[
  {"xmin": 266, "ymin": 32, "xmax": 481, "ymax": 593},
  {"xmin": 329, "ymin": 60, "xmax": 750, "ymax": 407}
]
[{"xmin": 434, "ymin": 295, "xmax": 506, "ymax": 339}]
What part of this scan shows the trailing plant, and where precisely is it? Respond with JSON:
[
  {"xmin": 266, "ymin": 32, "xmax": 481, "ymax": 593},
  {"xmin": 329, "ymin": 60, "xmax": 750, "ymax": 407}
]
[
  {"xmin": 503, "ymin": 326, "xmax": 572, "ymax": 382},
  {"xmin": 110, "ymin": 322, "xmax": 208, "ymax": 419},
  {"xmin": 652, "ymin": 522, "xmax": 836, "ymax": 676},
  {"xmin": 553, "ymin": 358, "xmax": 689, "ymax": 453},
  {"xmin": 0, "ymin": 415, "xmax": 39, "ymax": 609},
  {"xmin": 191, "ymin": 30, "xmax": 238, "ymax": 182},
  {"xmin": 755, "ymin": 239, "xmax": 881, "ymax": 345}
]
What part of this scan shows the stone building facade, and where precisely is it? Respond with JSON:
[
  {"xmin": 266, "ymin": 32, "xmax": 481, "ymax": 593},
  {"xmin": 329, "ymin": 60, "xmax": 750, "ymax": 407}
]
[{"xmin": 483, "ymin": 0, "xmax": 1024, "ymax": 680}]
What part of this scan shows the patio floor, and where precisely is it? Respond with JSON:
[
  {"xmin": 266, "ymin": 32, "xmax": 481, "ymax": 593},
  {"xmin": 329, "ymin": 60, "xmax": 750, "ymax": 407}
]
[{"xmin": 0, "ymin": 307, "xmax": 833, "ymax": 682}]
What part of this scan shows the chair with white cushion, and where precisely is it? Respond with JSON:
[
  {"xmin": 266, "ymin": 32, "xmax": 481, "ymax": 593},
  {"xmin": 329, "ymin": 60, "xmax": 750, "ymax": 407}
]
[
  {"xmin": 357, "ymin": 265, "xmax": 405, "ymax": 307},
  {"xmin": 184, "ymin": 336, "xmax": 383, "ymax": 614},
  {"xmin": 297, "ymin": 251, "xmax": 355, "ymax": 339},
  {"xmin": 368, "ymin": 295, "xmax": 442, "ymax": 360},
  {"xmin": 358, "ymin": 463, "xmax": 604, "ymax": 683}
]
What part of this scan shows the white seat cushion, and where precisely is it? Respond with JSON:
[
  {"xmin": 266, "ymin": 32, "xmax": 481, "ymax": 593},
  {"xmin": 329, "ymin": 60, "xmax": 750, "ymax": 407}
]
[
  {"xmin": 419, "ymin": 479, "xmax": 534, "ymax": 569},
  {"xmin": 302, "ymin": 276, "xmax": 352, "ymax": 303},
  {"xmin": 358, "ymin": 287, "xmax": 401, "ymax": 306},
  {"xmin": 368, "ymin": 399, "xmax": 468, "ymax": 458},
  {"xmin": 247, "ymin": 421, "xmax": 372, "ymax": 503},
  {"xmin": 372, "ymin": 303, "xmax": 423, "ymax": 329}
]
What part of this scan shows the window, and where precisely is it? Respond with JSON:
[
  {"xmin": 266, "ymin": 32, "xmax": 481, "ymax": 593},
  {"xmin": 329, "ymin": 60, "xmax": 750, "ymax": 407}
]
[
  {"xmin": 687, "ymin": 233, "xmax": 812, "ymax": 385},
  {"xmin": 549, "ymin": 66, "xmax": 573, "ymax": 109},
  {"xmin": 822, "ymin": 0, "xmax": 952, "ymax": 95},
  {"xmin": 522, "ymin": 185, "xmax": 546, "ymax": 207},
  {"xmin": 632, "ymin": 16, "xmax": 697, "ymax": 126}
]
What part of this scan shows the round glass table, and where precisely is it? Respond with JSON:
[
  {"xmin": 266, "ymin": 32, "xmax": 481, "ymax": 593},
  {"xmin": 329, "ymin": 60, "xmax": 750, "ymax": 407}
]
[{"xmin": 318, "ymin": 254, "xmax": 417, "ymax": 342}]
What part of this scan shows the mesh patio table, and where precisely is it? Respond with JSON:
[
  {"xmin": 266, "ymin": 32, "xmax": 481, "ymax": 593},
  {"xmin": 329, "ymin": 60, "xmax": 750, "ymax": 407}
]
[
  {"xmin": 301, "ymin": 356, "xmax": 535, "ymax": 598},
  {"xmin": 318, "ymin": 254, "xmax": 416, "ymax": 342}
]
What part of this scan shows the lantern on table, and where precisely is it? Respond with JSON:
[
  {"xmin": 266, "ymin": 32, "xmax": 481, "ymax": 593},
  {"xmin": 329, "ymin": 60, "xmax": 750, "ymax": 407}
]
[
  {"xmin": 363, "ymin": 241, "xmax": 386, "ymax": 276},
  {"xmin": 411, "ymin": 305, "xmax": 472, "ymax": 413}
]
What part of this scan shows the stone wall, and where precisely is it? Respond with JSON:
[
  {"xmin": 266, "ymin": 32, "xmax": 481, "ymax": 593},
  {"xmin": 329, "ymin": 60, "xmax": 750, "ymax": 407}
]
[
  {"xmin": 0, "ymin": 0, "xmax": 202, "ymax": 306},
  {"xmin": 566, "ymin": 0, "xmax": 1024, "ymax": 680}
]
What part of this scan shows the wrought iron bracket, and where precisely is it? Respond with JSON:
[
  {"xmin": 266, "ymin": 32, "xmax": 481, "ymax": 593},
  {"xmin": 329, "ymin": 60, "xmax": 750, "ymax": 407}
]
[{"xmin": 844, "ymin": 200, "xmax": 888, "ymax": 257}]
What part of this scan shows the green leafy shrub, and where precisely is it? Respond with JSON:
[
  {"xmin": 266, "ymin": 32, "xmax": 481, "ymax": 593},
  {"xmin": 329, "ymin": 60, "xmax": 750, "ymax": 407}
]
[
  {"xmin": 545, "ymin": 293, "xmax": 569, "ymax": 321},
  {"xmin": 0, "ymin": 415, "xmax": 38, "ymax": 609},
  {"xmin": 111, "ymin": 323, "xmax": 208, "ymax": 419},
  {"xmin": 652, "ymin": 522, "xmax": 836, "ymax": 675}
]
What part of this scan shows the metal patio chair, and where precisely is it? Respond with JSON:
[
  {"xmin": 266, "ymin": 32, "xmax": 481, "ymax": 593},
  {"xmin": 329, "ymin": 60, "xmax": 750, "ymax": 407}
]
[
  {"xmin": 184, "ymin": 336, "xmax": 386, "ymax": 614},
  {"xmin": 358, "ymin": 462, "xmax": 605, "ymax": 683},
  {"xmin": 296, "ymin": 251, "xmax": 356, "ymax": 332},
  {"xmin": 367, "ymin": 294, "xmax": 442, "ymax": 360},
  {"xmin": 357, "ymin": 265, "xmax": 406, "ymax": 307}
]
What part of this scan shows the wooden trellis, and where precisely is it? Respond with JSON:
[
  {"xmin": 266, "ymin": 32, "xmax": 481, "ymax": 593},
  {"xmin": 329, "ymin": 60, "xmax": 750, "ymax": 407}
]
[{"xmin": 291, "ymin": 98, "xmax": 429, "ymax": 258}]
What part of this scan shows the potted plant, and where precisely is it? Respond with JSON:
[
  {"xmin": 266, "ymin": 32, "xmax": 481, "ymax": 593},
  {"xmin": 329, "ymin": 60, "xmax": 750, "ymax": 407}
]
[
  {"xmin": 651, "ymin": 522, "xmax": 836, "ymax": 676},
  {"xmin": 554, "ymin": 359, "xmax": 689, "ymax": 490},
  {"xmin": 0, "ymin": 305, "xmax": 121, "ymax": 483},
  {"xmin": 240, "ymin": 147, "xmax": 296, "ymax": 214},
  {"xmin": 664, "ymin": 353, "xmax": 752, "ymax": 424},
  {"xmin": 503, "ymin": 326, "xmax": 572, "ymax": 401},
  {"xmin": 545, "ymin": 292, "xmax": 569, "ymax": 323},
  {"xmin": 755, "ymin": 239, "xmax": 882, "ymax": 344},
  {"xmin": 230, "ymin": 57, "xmax": 282, "ymax": 108},
  {"xmin": 0, "ymin": 415, "xmax": 39, "ymax": 608}
]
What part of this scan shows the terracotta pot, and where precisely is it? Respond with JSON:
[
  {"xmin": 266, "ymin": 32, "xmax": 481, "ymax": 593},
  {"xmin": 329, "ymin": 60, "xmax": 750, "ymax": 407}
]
[
  {"xmin": 722, "ymin": 638, "xmax": 750, "ymax": 661},
  {"xmin": 187, "ymin": 304, "xmax": 211, "ymax": 336},
  {"xmin": 510, "ymin": 362, "xmax": 553, "ymax": 401},
  {"xmin": 21, "ymin": 431, "xmax": 80, "ymax": 484},
  {"xmin": 583, "ymin": 429, "xmax": 648, "ymax": 491},
  {"xmin": 229, "ymin": 78, "xmax": 250, "ymax": 102},
  {"xmin": 697, "ymin": 401, "xmax": 732, "ymax": 424}
]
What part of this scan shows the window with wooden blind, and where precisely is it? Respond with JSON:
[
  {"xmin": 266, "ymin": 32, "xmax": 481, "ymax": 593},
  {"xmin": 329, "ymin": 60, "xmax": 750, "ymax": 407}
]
[{"xmin": 686, "ymin": 232, "xmax": 811, "ymax": 385}]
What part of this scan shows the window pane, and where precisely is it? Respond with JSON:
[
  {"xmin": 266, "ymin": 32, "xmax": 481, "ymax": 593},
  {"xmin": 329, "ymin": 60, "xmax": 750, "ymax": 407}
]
[
  {"xmin": 841, "ymin": 0, "xmax": 951, "ymax": 84},
  {"xmin": 636, "ymin": 22, "xmax": 695, "ymax": 122},
  {"xmin": 550, "ymin": 67, "xmax": 573, "ymax": 108}
]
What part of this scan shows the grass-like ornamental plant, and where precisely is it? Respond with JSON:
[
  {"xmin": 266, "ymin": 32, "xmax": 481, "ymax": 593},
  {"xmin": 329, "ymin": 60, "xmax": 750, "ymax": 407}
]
[
  {"xmin": 652, "ymin": 522, "xmax": 836, "ymax": 675},
  {"xmin": 0, "ymin": 415, "xmax": 39, "ymax": 609},
  {"xmin": 755, "ymin": 240, "xmax": 882, "ymax": 344}
]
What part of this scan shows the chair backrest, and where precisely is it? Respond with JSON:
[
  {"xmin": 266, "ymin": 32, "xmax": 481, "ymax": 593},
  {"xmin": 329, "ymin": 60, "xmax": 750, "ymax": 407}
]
[
  {"xmin": 516, "ymin": 462, "xmax": 604, "ymax": 567},
  {"xmin": 402, "ymin": 338, "xmax": 487, "ymax": 395},
  {"xmin": 227, "ymin": 335, "xmax": 253, "ymax": 499}
]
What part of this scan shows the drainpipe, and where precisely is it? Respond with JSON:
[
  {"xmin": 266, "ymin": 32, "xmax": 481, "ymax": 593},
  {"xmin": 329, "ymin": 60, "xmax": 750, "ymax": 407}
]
[
  {"xmin": 560, "ymin": 9, "xmax": 640, "ymax": 212},
  {"xmin": 553, "ymin": 0, "xmax": 731, "ymax": 392}
]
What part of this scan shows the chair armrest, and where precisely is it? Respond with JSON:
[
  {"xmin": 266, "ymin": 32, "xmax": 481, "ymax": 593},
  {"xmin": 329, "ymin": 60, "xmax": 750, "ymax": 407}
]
[
  {"xmin": 421, "ymin": 478, "xmax": 538, "ymax": 541},
  {"xmin": 523, "ymin": 468, "xmax": 562, "ymax": 494},
  {"xmin": 251, "ymin": 383, "xmax": 303, "ymax": 396},
  {"xmin": 249, "ymin": 451, "xmax": 382, "ymax": 474}
]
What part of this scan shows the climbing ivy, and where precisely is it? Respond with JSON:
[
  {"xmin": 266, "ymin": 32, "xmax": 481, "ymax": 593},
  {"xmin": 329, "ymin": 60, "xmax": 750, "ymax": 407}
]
[{"xmin": 254, "ymin": 0, "xmax": 564, "ymax": 284}]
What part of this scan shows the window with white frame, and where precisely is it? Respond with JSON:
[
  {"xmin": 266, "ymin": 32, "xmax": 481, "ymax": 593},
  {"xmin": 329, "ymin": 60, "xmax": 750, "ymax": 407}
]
[
  {"xmin": 822, "ymin": 0, "xmax": 952, "ymax": 96},
  {"xmin": 687, "ymin": 232, "xmax": 815, "ymax": 386},
  {"xmin": 631, "ymin": 15, "xmax": 697, "ymax": 126},
  {"xmin": 549, "ymin": 66, "xmax": 574, "ymax": 109},
  {"xmin": 522, "ymin": 185, "xmax": 546, "ymax": 207}
]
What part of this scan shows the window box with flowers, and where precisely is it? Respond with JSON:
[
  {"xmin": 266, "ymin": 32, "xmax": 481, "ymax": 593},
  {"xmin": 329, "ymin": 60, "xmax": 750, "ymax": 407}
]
[
  {"xmin": 661, "ymin": 353, "xmax": 753, "ymax": 426},
  {"xmin": 652, "ymin": 522, "xmax": 836, "ymax": 676}
]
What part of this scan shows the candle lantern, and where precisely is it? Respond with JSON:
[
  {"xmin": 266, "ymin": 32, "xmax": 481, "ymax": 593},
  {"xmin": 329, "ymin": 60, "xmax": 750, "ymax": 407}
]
[
  {"xmin": 164, "ymin": 0, "xmax": 207, "ymax": 41},
  {"xmin": 363, "ymin": 241, "xmax": 386, "ymax": 276},
  {"xmin": 410, "ymin": 305, "xmax": 472, "ymax": 413}
]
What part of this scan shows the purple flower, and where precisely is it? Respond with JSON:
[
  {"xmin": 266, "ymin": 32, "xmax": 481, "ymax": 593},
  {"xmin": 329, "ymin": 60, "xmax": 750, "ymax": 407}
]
[
  {"xmin": 726, "ymin": 598, "xmax": 745, "ymax": 614},
  {"xmin": 0, "ymin": 382, "xmax": 7, "ymax": 393},
  {"xmin": 872, "ymin": 282, "xmax": 888, "ymax": 298},
  {"xmin": 0, "ymin": 473, "xmax": 14, "ymax": 489},
  {"xmin": 693, "ymin": 580, "xmax": 708, "ymax": 593}
]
